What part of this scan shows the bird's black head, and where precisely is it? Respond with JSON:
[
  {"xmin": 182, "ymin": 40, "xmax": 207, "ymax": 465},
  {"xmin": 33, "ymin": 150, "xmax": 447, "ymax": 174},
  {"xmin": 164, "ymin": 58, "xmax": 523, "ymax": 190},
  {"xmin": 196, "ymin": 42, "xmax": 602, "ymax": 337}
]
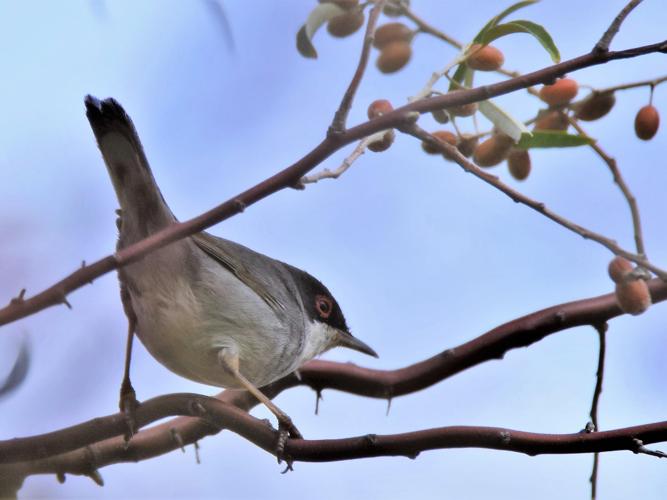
[
  {"xmin": 286, "ymin": 265, "xmax": 349, "ymax": 332},
  {"xmin": 284, "ymin": 264, "xmax": 378, "ymax": 358}
]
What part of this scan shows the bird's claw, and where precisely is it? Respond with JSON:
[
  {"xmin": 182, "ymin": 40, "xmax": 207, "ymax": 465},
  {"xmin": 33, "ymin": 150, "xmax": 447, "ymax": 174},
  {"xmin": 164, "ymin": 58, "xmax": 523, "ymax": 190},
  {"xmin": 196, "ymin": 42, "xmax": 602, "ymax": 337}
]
[
  {"xmin": 119, "ymin": 380, "xmax": 140, "ymax": 442},
  {"xmin": 275, "ymin": 419, "xmax": 301, "ymax": 468}
]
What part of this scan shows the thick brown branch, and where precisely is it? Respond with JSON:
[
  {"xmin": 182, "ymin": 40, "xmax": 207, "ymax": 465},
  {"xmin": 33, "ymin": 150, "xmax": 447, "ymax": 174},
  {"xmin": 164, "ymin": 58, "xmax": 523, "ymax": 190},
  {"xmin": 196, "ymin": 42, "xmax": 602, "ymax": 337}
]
[
  {"xmin": 4, "ymin": 390, "xmax": 667, "ymax": 481},
  {"xmin": 2, "ymin": 280, "xmax": 666, "ymax": 469},
  {"xmin": 1, "ymin": 39, "xmax": 666, "ymax": 328}
]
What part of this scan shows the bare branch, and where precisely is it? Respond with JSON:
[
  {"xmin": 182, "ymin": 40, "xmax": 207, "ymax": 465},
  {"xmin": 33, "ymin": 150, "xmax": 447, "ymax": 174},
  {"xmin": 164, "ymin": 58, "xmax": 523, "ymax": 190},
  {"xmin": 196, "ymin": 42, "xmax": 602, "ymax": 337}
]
[
  {"xmin": 399, "ymin": 124, "xmax": 667, "ymax": 280},
  {"xmin": 5, "ymin": 390, "xmax": 667, "ymax": 480},
  {"xmin": 595, "ymin": 0, "xmax": 644, "ymax": 52},
  {"xmin": 403, "ymin": 5, "xmax": 462, "ymax": 49},
  {"xmin": 569, "ymin": 118, "xmax": 646, "ymax": 257},
  {"xmin": 633, "ymin": 439, "xmax": 667, "ymax": 459},
  {"xmin": 588, "ymin": 323, "xmax": 608, "ymax": 500},
  {"xmin": 300, "ymin": 137, "xmax": 373, "ymax": 185},
  {"xmin": 3, "ymin": 280, "xmax": 666, "ymax": 468},
  {"xmin": 330, "ymin": 0, "xmax": 387, "ymax": 133},
  {"xmin": 596, "ymin": 74, "xmax": 667, "ymax": 94}
]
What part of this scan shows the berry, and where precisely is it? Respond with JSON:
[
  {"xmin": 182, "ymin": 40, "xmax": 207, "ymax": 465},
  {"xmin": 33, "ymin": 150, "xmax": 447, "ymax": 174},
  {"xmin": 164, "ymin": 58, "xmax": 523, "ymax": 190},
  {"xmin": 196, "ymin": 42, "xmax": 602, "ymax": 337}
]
[
  {"xmin": 507, "ymin": 149, "xmax": 531, "ymax": 180},
  {"xmin": 373, "ymin": 22, "xmax": 412, "ymax": 50},
  {"xmin": 367, "ymin": 99, "xmax": 393, "ymax": 119},
  {"xmin": 447, "ymin": 89, "xmax": 478, "ymax": 117},
  {"xmin": 431, "ymin": 109, "xmax": 450, "ymax": 124},
  {"xmin": 466, "ymin": 44, "xmax": 504, "ymax": 71},
  {"xmin": 376, "ymin": 41, "xmax": 412, "ymax": 73},
  {"xmin": 421, "ymin": 130, "xmax": 458, "ymax": 155},
  {"xmin": 608, "ymin": 256, "xmax": 633, "ymax": 284},
  {"xmin": 574, "ymin": 91, "xmax": 616, "ymax": 121},
  {"xmin": 368, "ymin": 130, "xmax": 395, "ymax": 152},
  {"xmin": 533, "ymin": 110, "xmax": 569, "ymax": 131},
  {"xmin": 539, "ymin": 78, "xmax": 579, "ymax": 107},
  {"xmin": 473, "ymin": 134, "xmax": 513, "ymax": 167},
  {"xmin": 634, "ymin": 105, "xmax": 660, "ymax": 140},
  {"xmin": 615, "ymin": 279, "xmax": 651, "ymax": 315},
  {"xmin": 457, "ymin": 134, "xmax": 478, "ymax": 158},
  {"xmin": 327, "ymin": 8, "xmax": 364, "ymax": 38}
]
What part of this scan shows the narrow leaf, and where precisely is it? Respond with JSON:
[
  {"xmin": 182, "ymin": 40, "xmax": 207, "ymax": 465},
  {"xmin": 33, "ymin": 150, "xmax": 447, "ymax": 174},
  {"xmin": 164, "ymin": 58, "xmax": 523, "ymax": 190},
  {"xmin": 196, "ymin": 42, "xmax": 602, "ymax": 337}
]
[
  {"xmin": 478, "ymin": 20, "xmax": 560, "ymax": 62},
  {"xmin": 517, "ymin": 130, "xmax": 595, "ymax": 149},
  {"xmin": 473, "ymin": 0, "xmax": 539, "ymax": 43},
  {"xmin": 478, "ymin": 100, "xmax": 531, "ymax": 143},
  {"xmin": 448, "ymin": 64, "xmax": 470, "ymax": 91},
  {"xmin": 296, "ymin": 3, "xmax": 345, "ymax": 59}
]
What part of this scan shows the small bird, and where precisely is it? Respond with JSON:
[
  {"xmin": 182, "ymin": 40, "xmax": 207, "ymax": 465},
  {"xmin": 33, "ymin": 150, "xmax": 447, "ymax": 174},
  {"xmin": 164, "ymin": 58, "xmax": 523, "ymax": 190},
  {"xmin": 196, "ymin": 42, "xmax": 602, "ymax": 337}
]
[{"xmin": 84, "ymin": 96, "xmax": 377, "ymax": 437}]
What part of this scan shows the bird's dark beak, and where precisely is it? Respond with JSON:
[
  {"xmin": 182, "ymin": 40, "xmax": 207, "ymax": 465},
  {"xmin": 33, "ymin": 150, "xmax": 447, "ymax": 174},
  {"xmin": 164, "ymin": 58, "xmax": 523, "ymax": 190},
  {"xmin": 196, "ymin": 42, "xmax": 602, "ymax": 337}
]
[{"xmin": 335, "ymin": 330, "xmax": 379, "ymax": 358}]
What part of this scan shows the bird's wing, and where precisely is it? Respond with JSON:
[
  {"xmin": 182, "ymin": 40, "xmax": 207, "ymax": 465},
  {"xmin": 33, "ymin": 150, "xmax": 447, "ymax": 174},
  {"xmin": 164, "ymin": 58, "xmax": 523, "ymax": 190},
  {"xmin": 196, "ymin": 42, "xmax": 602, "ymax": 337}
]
[{"xmin": 192, "ymin": 232, "xmax": 287, "ymax": 313}]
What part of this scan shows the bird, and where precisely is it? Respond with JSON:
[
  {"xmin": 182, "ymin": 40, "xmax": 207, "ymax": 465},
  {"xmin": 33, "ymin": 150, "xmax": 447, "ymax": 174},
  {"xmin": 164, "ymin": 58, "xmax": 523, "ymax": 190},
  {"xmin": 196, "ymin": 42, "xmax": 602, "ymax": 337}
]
[{"xmin": 84, "ymin": 96, "xmax": 377, "ymax": 438}]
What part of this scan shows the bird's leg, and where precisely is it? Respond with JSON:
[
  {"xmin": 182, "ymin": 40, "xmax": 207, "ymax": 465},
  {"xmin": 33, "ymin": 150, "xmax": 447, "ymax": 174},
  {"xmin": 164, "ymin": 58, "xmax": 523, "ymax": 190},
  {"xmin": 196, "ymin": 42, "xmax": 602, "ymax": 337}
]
[
  {"xmin": 218, "ymin": 348, "xmax": 303, "ymax": 448},
  {"xmin": 119, "ymin": 283, "xmax": 140, "ymax": 441}
]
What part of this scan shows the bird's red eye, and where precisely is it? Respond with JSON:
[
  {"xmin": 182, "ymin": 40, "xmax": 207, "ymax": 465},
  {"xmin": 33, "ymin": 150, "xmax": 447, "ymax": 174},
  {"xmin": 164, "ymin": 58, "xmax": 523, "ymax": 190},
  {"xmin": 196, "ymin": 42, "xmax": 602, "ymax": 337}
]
[{"xmin": 315, "ymin": 295, "xmax": 332, "ymax": 319}]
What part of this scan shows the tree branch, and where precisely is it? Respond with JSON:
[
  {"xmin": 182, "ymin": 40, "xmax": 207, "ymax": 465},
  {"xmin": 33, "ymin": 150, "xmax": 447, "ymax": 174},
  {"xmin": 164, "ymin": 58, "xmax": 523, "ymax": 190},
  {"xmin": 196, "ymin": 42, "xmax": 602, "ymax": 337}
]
[
  {"xmin": 569, "ymin": 118, "xmax": 646, "ymax": 257},
  {"xmin": 329, "ymin": 0, "xmax": 386, "ymax": 133},
  {"xmin": 399, "ymin": 124, "xmax": 667, "ymax": 280},
  {"xmin": 594, "ymin": 0, "xmax": 644, "ymax": 52},
  {"xmin": 588, "ymin": 323, "xmax": 607, "ymax": 500},
  {"xmin": 4, "ymin": 390, "xmax": 667, "ymax": 482},
  {"xmin": 2, "ymin": 280, "xmax": 666, "ymax": 471}
]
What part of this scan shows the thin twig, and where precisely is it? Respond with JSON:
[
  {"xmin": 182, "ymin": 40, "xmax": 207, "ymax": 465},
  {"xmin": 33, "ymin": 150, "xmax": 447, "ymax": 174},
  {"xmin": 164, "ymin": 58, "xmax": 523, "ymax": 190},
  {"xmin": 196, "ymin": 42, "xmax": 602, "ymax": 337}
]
[
  {"xmin": 632, "ymin": 439, "xmax": 667, "ymax": 459},
  {"xmin": 595, "ymin": 0, "xmax": 644, "ymax": 52},
  {"xmin": 330, "ymin": 0, "xmax": 387, "ymax": 133},
  {"xmin": 404, "ymin": 6, "xmax": 462, "ymax": 48},
  {"xmin": 589, "ymin": 324, "xmax": 607, "ymax": 434},
  {"xmin": 569, "ymin": 118, "xmax": 646, "ymax": 257},
  {"xmin": 596, "ymin": 74, "xmax": 667, "ymax": 94},
  {"xmin": 588, "ymin": 323, "xmax": 607, "ymax": 500},
  {"xmin": 400, "ymin": 124, "xmax": 667, "ymax": 279},
  {"xmin": 300, "ymin": 137, "xmax": 373, "ymax": 185}
]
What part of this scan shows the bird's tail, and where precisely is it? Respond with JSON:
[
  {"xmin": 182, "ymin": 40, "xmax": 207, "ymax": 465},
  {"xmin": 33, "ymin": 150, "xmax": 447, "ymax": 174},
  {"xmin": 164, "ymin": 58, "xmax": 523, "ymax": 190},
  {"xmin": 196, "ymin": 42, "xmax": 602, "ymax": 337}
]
[{"xmin": 85, "ymin": 96, "xmax": 175, "ymax": 243}]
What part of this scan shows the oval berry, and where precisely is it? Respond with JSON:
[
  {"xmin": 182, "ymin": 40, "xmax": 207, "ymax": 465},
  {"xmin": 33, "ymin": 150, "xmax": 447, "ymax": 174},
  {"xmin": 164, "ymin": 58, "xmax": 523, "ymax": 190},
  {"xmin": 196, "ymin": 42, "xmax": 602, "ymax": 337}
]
[
  {"xmin": 373, "ymin": 22, "xmax": 412, "ymax": 50},
  {"xmin": 634, "ymin": 105, "xmax": 660, "ymax": 140},
  {"xmin": 376, "ymin": 41, "xmax": 412, "ymax": 73},
  {"xmin": 466, "ymin": 44, "xmax": 504, "ymax": 71},
  {"xmin": 539, "ymin": 78, "xmax": 579, "ymax": 107}
]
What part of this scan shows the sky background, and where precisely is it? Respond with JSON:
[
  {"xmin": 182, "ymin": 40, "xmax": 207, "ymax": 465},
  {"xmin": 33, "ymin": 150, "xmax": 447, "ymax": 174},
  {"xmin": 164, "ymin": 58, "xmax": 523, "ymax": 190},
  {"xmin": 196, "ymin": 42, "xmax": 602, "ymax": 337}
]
[{"xmin": 1, "ymin": 1, "xmax": 666, "ymax": 498}]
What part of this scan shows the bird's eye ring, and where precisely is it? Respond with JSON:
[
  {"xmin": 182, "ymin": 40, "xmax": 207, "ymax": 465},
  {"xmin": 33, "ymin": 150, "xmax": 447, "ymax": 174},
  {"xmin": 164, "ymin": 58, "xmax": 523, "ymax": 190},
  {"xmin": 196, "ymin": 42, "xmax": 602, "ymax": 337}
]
[{"xmin": 315, "ymin": 295, "xmax": 333, "ymax": 319}]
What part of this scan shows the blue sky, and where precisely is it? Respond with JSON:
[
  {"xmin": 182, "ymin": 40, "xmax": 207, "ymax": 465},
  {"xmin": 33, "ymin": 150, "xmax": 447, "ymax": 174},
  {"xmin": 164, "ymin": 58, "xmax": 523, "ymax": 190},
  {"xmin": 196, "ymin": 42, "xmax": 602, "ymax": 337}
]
[{"xmin": 1, "ymin": 1, "xmax": 666, "ymax": 498}]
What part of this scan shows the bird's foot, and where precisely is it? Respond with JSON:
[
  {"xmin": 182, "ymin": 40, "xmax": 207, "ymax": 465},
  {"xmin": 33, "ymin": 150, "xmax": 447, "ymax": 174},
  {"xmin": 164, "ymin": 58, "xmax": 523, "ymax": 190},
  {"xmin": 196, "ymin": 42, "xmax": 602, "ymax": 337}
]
[
  {"xmin": 275, "ymin": 419, "xmax": 300, "ymax": 470},
  {"xmin": 119, "ymin": 379, "xmax": 140, "ymax": 442}
]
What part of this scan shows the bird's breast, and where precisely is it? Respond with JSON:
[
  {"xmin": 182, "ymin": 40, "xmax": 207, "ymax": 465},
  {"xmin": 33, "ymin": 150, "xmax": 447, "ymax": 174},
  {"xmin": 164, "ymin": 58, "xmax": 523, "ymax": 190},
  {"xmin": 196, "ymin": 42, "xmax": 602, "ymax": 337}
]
[{"xmin": 125, "ymin": 244, "xmax": 307, "ymax": 388}]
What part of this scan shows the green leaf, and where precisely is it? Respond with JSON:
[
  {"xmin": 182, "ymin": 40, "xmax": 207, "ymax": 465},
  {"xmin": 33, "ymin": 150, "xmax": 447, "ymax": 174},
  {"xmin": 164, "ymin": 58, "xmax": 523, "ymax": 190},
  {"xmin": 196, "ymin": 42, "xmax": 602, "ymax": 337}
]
[
  {"xmin": 478, "ymin": 100, "xmax": 531, "ymax": 143},
  {"xmin": 478, "ymin": 20, "xmax": 560, "ymax": 62},
  {"xmin": 448, "ymin": 64, "xmax": 470, "ymax": 91},
  {"xmin": 473, "ymin": 0, "xmax": 539, "ymax": 43},
  {"xmin": 296, "ymin": 3, "xmax": 345, "ymax": 59},
  {"xmin": 517, "ymin": 130, "xmax": 595, "ymax": 149}
]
